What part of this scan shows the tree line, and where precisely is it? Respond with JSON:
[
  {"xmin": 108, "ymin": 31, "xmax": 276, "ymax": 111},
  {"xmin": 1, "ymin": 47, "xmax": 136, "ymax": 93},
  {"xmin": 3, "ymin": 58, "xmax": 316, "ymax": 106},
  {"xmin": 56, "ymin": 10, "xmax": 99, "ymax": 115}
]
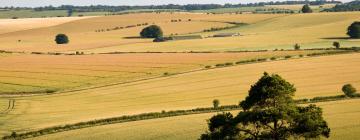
[{"xmin": 1, "ymin": 1, "xmax": 341, "ymax": 12}]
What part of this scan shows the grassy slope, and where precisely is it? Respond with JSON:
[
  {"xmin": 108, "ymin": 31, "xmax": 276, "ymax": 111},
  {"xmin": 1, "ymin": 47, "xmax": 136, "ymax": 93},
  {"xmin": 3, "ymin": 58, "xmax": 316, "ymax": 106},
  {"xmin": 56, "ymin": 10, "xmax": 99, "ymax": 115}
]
[
  {"xmin": 30, "ymin": 99, "xmax": 360, "ymax": 140},
  {"xmin": 1, "ymin": 53, "xmax": 360, "ymax": 136}
]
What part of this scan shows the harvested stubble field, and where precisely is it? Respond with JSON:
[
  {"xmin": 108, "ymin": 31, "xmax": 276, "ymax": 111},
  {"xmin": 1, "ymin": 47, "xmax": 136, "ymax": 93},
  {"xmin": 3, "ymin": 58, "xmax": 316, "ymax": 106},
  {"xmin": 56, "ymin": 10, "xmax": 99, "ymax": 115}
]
[
  {"xmin": 1, "ymin": 53, "xmax": 360, "ymax": 137},
  {"xmin": 0, "ymin": 50, "xmax": 327, "ymax": 95},
  {"xmin": 30, "ymin": 99, "xmax": 360, "ymax": 140}
]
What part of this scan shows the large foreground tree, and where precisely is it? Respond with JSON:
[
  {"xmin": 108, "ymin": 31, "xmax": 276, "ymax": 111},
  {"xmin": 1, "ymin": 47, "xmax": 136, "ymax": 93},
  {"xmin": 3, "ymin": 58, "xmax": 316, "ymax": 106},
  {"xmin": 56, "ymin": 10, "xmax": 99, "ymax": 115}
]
[{"xmin": 200, "ymin": 72, "xmax": 330, "ymax": 140}]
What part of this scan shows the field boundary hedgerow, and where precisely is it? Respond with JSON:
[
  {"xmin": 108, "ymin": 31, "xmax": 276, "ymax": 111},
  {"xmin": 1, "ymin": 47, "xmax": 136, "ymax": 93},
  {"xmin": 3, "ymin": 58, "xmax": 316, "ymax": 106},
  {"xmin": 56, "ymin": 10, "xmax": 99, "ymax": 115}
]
[{"xmin": 3, "ymin": 95, "xmax": 360, "ymax": 140}]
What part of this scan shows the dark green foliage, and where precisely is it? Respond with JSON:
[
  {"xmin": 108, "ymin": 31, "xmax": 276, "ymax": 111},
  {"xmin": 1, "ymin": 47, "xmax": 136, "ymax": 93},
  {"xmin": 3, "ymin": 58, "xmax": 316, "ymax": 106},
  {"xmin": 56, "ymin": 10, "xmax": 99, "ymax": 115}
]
[
  {"xmin": 201, "ymin": 72, "xmax": 330, "ymax": 140},
  {"xmin": 55, "ymin": 34, "xmax": 69, "ymax": 44},
  {"xmin": 140, "ymin": 25, "xmax": 163, "ymax": 38},
  {"xmin": 325, "ymin": 1, "xmax": 360, "ymax": 12},
  {"xmin": 347, "ymin": 22, "xmax": 360, "ymax": 39},
  {"xmin": 301, "ymin": 4, "xmax": 313, "ymax": 13},
  {"xmin": 285, "ymin": 55, "xmax": 292, "ymax": 59},
  {"xmin": 333, "ymin": 41, "xmax": 340, "ymax": 49},
  {"xmin": 213, "ymin": 99, "xmax": 220, "ymax": 108},
  {"xmin": 342, "ymin": 84, "xmax": 357, "ymax": 97},
  {"xmin": 294, "ymin": 43, "xmax": 301, "ymax": 50}
]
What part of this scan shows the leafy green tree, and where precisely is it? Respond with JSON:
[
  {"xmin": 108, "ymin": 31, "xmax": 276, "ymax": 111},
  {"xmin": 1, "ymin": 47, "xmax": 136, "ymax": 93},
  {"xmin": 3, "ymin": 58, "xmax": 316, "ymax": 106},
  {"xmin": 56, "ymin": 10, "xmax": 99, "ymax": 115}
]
[
  {"xmin": 342, "ymin": 84, "xmax": 357, "ymax": 97},
  {"xmin": 55, "ymin": 34, "xmax": 69, "ymax": 44},
  {"xmin": 213, "ymin": 99, "xmax": 220, "ymax": 108},
  {"xmin": 140, "ymin": 25, "xmax": 163, "ymax": 38},
  {"xmin": 200, "ymin": 72, "xmax": 330, "ymax": 140},
  {"xmin": 301, "ymin": 4, "xmax": 313, "ymax": 13},
  {"xmin": 347, "ymin": 22, "xmax": 360, "ymax": 39}
]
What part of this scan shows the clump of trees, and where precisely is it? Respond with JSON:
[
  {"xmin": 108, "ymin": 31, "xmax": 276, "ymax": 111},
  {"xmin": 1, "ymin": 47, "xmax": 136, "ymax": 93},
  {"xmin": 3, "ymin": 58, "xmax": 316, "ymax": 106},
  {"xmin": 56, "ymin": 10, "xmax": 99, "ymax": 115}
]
[
  {"xmin": 200, "ymin": 72, "xmax": 330, "ymax": 140},
  {"xmin": 342, "ymin": 84, "xmax": 358, "ymax": 97},
  {"xmin": 55, "ymin": 34, "xmax": 69, "ymax": 44},
  {"xmin": 140, "ymin": 25, "xmax": 163, "ymax": 38},
  {"xmin": 347, "ymin": 22, "xmax": 360, "ymax": 39},
  {"xmin": 301, "ymin": 4, "xmax": 313, "ymax": 13}
]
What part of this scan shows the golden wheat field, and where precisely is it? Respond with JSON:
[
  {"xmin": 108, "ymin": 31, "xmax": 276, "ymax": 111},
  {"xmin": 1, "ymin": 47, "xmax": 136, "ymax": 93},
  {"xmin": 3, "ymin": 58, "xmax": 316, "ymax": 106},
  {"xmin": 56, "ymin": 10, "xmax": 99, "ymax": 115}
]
[
  {"xmin": 1, "ymin": 53, "xmax": 360, "ymax": 137},
  {"xmin": 29, "ymin": 99, "xmax": 360, "ymax": 140}
]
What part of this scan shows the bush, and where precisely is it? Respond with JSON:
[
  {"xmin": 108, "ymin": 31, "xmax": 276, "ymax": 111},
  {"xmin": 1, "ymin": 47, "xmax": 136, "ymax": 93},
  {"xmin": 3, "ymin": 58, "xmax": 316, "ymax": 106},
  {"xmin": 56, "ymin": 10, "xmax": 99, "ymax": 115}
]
[
  {"xmin": 342, "ymin": 84, "xmax": 357, "ymax": 97},
  {"xmin": 270, "ymin": 57, "xmax": 277, "ymax": 60},
  {"xmin": 333, "ymin": 41, "xmax": 340, "ymax": 49},
  {"xmin": 213, "ymin": 99, "xmax": 220, "ymax": 108},
  {"xmin": 224, "ymin": 62, "xmax": 233, "ymax": 66},
  {"xmin": 140, "ymin": 25, "xmax": 163, "ymax": 38},
  {"xmin": 205, "ymin": 65, "xmax": 212, "ymax": 69},
  {"xmin": 55, "ymin": 34, "xmax": 69, "ymax": 44},
  {"xmin": 285, "ymin": 55, "xmax": 292, "ymax": 59},
  {"xmin": 347, "ymin": 22, "xmax": 360, "ymax": 39},
  {"xmin": 294, "ymin": 43, "xmax": 301, "ymax": 50}
]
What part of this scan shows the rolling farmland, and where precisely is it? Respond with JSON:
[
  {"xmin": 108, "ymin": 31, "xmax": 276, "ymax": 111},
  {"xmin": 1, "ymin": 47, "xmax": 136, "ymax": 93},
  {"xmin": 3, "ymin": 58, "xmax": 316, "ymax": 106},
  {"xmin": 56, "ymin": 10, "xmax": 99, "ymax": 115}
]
[
  {"xmin": 0, "ymin": 5, "xmax": 359, "ymax": 140},
  {"xmin": 1, "ymin": 53, "xmax": 360, "ymax": 137}
]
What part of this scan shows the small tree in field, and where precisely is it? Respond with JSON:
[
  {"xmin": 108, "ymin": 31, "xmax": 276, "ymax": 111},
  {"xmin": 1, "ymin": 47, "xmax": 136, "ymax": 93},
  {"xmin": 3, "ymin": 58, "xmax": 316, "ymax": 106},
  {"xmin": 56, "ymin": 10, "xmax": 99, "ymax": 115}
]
[
  {"xmin": 294, "ymin": 43, "xmax": 301, "ymax": 50},
  {"xmin": 333, "ymin": 41, "xmax": 340, "ymax": 49},
  {"xmin": 55, "ymin": 34, "xmax": 69, "ymax": 44},
  {"xmin": 342, "ymin": 84, "xmax": 357, "ymax": 97},
  {"xmin": 301, "ymin": 4, "xmax": 313, "ymax": 13},
  {"xmin": 213, "ymin": 99, "xmax": 220, "ymax": 108},
  {"xmin": 200, "ymin": 72, "xmax": 330, "ymax": 140},
  {"xmin": 140, "ymin": 25, "xmax": 163, "ymax": 38},
  {"xmin": 347, "ymin": 22, "xmax": 360, "ymax": 39}
]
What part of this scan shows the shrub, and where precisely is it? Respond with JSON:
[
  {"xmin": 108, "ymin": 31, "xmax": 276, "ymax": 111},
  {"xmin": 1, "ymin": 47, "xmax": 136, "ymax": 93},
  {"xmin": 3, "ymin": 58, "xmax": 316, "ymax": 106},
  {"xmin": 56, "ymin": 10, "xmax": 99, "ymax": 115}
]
[
  {"xmin": 333, "ymin": 41, "xmax": 340, "ymax": 49},
  {"xmin": 294, "ymin": 43, "xmax": 301, "ymax": 50},
  {"xmin": 285, "ymin": 55, "xmax": 292, "ymax": 59},
  {"xmin": 301, "ymin": 4, "xmax": 313, "ymax": 13},
  {"xmin": 55, "ymin": 34, "xmax": 69, "ymax": 44},
  {"xmin": 299, "ymin": 54, "xmax": 304, "ymax": 57},
  {"xmin": 224, "ymin": 62, "xmax": 233, "ymax": 66},
  {"xmin": 270, "ymin": 57, "xmax": 277, "ymax": 60},
  {"xmin": 205, "ymin": 65, "xmax": 212, "ymax": 69},
  {"xmin": 215, "ymin": 64, "xmax": 225, "ymax": 67},
  {"xmin": 140, "ymin": 25, "xmax": 163, "ymax": 38},
  {"xmin": 213, "ymin": 99, "xmax": 220, "ymax": 108},
  {"xmin": 347, "ymin": 22, "xmax": 360, "ymax": 39},
  {"xmin": 342, "ymin": 84, "xmax": 357, "ymax": 97}
]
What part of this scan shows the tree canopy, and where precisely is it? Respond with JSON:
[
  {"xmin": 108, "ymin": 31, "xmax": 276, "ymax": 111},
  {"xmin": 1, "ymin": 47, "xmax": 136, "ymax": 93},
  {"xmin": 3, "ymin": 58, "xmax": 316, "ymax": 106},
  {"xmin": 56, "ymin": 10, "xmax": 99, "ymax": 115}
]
[
  {"xmin": 140, "ymin": 25, "xmax": 163, "ymax": 38},
  {"xmin": 301, "ymin": 4, "xmax": 313, "ymax": 13},
  {"xmin": 55, "ymin": 34, "xmax": 69, "ymax": 44},
  {"xmin": 200, "ymin": 72, "xmax": 330, "ymax": 140},
  {"xmin": 347, "ymin": 22, "xmax": 360, "ymax": 39}
]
